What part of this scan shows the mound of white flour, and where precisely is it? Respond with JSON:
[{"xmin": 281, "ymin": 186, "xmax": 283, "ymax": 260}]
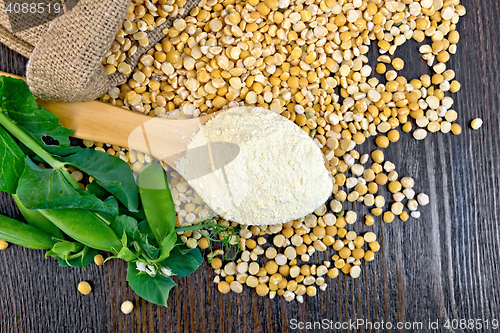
[{"xmin": 176, "ymin": 107, "xmax": 333, "ymax": 226}]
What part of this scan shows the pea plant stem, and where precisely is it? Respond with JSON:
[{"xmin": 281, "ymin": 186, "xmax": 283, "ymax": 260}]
[
  {"xmin": 0, "ymin": 112, "xmax": 62, "ymax": 169},
  {"xmin": 173, "ymin": 223, "xmax": 231, "ymax": 233},
  {"xmin": 0, "ymin": 111, "xmax": 84, "ymax": 194}
]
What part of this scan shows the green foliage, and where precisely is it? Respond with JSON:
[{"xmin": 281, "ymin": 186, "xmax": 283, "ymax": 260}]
[
  {"xmin": 0, "ymin": 126, "xmax": 25, "ymax": 194},
  {"xmin": 0, "ymin": 76, "xmax": 80, "ymax": 156},
  {"xmin": 161, "ymin": 245, "xmax": 203, "ymax": 278},
  {"xmin": 0, "ymin": 76, "xmax": 238, "ymax": 307},
  {"xmin": 65, "ymin": 149, "xmax": 138, "ymax": 211},
  {"xmin": 127, "ymin": 262, "xmax": 177, "ymax": 307},
  {"xmin": 17, "ymin": 157, "xmax": 119, "ymax": 215}
]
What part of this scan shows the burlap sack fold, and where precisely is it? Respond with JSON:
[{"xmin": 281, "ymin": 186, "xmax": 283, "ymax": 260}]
[
  {"xmin": 0, "ymin": 0, "xmax": 201, "ymax": 102},
  {"xmin": 0, "ymin": 24, "xmax": 34, "ymax": 58},
  {"xmin": 0, "ymin": 0, "xmax": 49, "ymax": 58},
  {"xmin": 26, "ymin": 0, "xmax": 131, "ymax": 101}
]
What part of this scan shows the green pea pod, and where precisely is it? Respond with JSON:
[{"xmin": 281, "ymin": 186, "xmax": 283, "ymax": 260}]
[
  {"xmin": 0, "ymin": 214, "xmax": 56, "ymax": 249},
  {"xmin": 39, "ymin": 209, "xmax": 123, "ymax": 253},
  {"xmin": 138, "ymin": 163, "xmax": 175, "ymax": 244},
  {"xmin": 12, "ymin": 194, "xmax": 63, "ymax": 239}
]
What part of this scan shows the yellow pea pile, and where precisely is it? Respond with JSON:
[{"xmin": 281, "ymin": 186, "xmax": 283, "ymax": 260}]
[{"xmin": 95, "ymin": 0, "xmax": 467, "ymax": 301}]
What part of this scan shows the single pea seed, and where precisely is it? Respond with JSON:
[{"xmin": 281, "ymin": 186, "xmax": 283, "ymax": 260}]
[
  {"xmin": 376, "ymin": 63, "xmax": 386, "ymax": 74},
  {"xmin": 450, "ymin": 80, "xmax": 461, "ymax": 93},
  {"xmin": 375, "ymin": 136, "xmax": 389, "ymax": 148},
  {"xmin": 211, "ymin": 258, "xmax": 223, "ymax": 269},
  {"xmin": 387, "ymin": 129, "xmax": 400, "ymax": 142},
  {"xmin": 256, "ymin": 283, "xmax": 269, "ymax": 296},
  {"xmin": 0, "ymin": 239, "xmax": 8, "ymax": 250},
  {"xmin": 121, "ymin": 301, "xmax": 134, "ymax": 314},
  {"xmin": 369, "ymin": 241, "xmax": 380, "ymax": 252},
  {"xmin": 218, "ymin": 281, "xmax": 231, "ymax": 294},
  {"xmin": 364, "ymin": 250, "xmax": 375, "ymax": 261},
  {"xmin": 350, "ymin": 266, "xmax": 361, "ymax": 278},
  {"xmin": 388, "ymin": 181, "xmax": 402, "ymax": 193},
  {"xmin": 265, "ymin": 261, "xmax": 279, "ymax": 274},
  {"xmin": 94, "ymin": 254, "xmax": 104, "ymax": 266},
  {"xmin": 471, "ymin": 118, "xmax": 483, "ymax": 130},
  {"xmin": 371, "ymin": 149, "xmax": 384, "ymax": 163},
  {"xmin": 392, "ymin": 58, "xmax": 404, "ymax": 71},
  {"xmin": 198, "ymin": 237, "xmax": 210, "ymax": 249},
  {"xmin": 383, "ymin": 211, "xmax": 395, "ymax": 223},
  {"xmin": 341, "ymin": 263, "xmax": 352, "ymax": 275},
  {"xmin": 364, "ymin": 232, "xmax": 377, "ymax": 243},
  {"xmin": 338, "ymin": 247, "xmax": 351, "ymax": 259},
  {"xmin": 375, "ymin": 173, "xmax": 388, "ymax": 185},
  {"xmin": 78, "ymin": 281, "xmax": 92, "ymax": 295},
  {"xmin": 451, "ymin": 123, "xmax": 462, "ymax": 135}
]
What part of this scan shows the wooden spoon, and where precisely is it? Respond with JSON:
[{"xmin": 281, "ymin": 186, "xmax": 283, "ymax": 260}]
[{"xmin": 0, "ymin": 72, "xmax": 216, "ymax": 167}]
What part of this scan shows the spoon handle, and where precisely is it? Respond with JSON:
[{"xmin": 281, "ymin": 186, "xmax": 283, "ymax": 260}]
[{"xmin": 37, "ymin": 99, "xmax": 151, "ymax": 149}]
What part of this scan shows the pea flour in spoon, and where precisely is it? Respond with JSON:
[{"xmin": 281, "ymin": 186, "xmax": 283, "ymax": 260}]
[{"xmin": 176, "ymin": 106, "xmax": 333, "ymax": 226}]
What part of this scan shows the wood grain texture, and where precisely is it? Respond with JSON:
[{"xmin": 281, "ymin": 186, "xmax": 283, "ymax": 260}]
[{"xmin": 1, "ymin": 0, "xmax": 500, "ymax": 331}]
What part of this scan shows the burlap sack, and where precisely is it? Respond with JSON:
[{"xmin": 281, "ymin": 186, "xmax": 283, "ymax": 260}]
[
  {"xmin": 0, "ymin": 0, "xmax": 200, "ymax": 102},
  {"xmin": 0, "ymin": 0, "xmax": 49, "ymax": 58}
]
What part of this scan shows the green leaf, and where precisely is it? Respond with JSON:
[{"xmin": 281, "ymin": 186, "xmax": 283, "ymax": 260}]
[
  {"xmin": 110, "ymin": 215, "xmax": 139, "ymax": 240},
  {"xmin": 110, "ymin": 215, "xmax": 160, "ymax": 259},
  {"xmin": 32, "ymin": 195, "xmax": 119, "ymax": 216},
  {"xmin": 152, "ymin": 233, "xmax": 177, "ymax": 263},
  {"xmin": 16, "ymin": 157, "xmax": 118, "ymax": 215},
  {"xmin": 138, "ymin": 162, "xmax": 176, "ymax": 243},
  {"xmin": 65, "ymin": 149, "xmax": 138, "ymax": 212},
  {"xmin": 111, "ymin": 215, "xmax": 157, "ymax": 254},
  {"xmin": 86, "ymin": 182, "xmax": 108, "ymax": 199},
  {"xmin": 117, "ymin": 246, "xmax": 137, "ymax": 262},
  {"xmin": 0, "ymin": 126, "xmax": 25, "ymax": 193},
  {"xmin": 122, "ymin": 206, "xmax": 146, "ymax": 222},
  {"xmin": 126, "ymin": 262, "xmax": 177, "ymax": 306},
  {"xmin": 103, "ymin": 197, "xmax": 119, "ymax": 215},
  {"xmin": 160, "ymin": 245, "xmax": 203, "ymax": 278},
  {"xmin": 133, "ymin": 229, "xmax": 159, "ymax": 259},
  {"xmin": 137, "ymin": 219, "xmax": 156, "ymax": 244},
  {"xmin": 0, "ymin": 214, "xmax": 56, "ymax": 250},
  {"xmin": 121, "ymin": 232, "xmax": 128, "ymax": 246},
  {"xmin": 0, "ymin": 76, "xmax": 80, "ymax": 156},
  {"xmin": 12, "ymin": 194, "xmax": 63, "ymax": 238}
]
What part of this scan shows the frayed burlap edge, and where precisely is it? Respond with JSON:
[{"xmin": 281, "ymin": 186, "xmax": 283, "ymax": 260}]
[{"xmin": 0, "ymin": 24, "xmax": 33, "ymax": 58}]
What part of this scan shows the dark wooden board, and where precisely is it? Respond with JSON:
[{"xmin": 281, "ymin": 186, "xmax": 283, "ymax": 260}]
[{"xmin": 1, "ymin": 0, "xmax": 500, "ymax": 331}]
